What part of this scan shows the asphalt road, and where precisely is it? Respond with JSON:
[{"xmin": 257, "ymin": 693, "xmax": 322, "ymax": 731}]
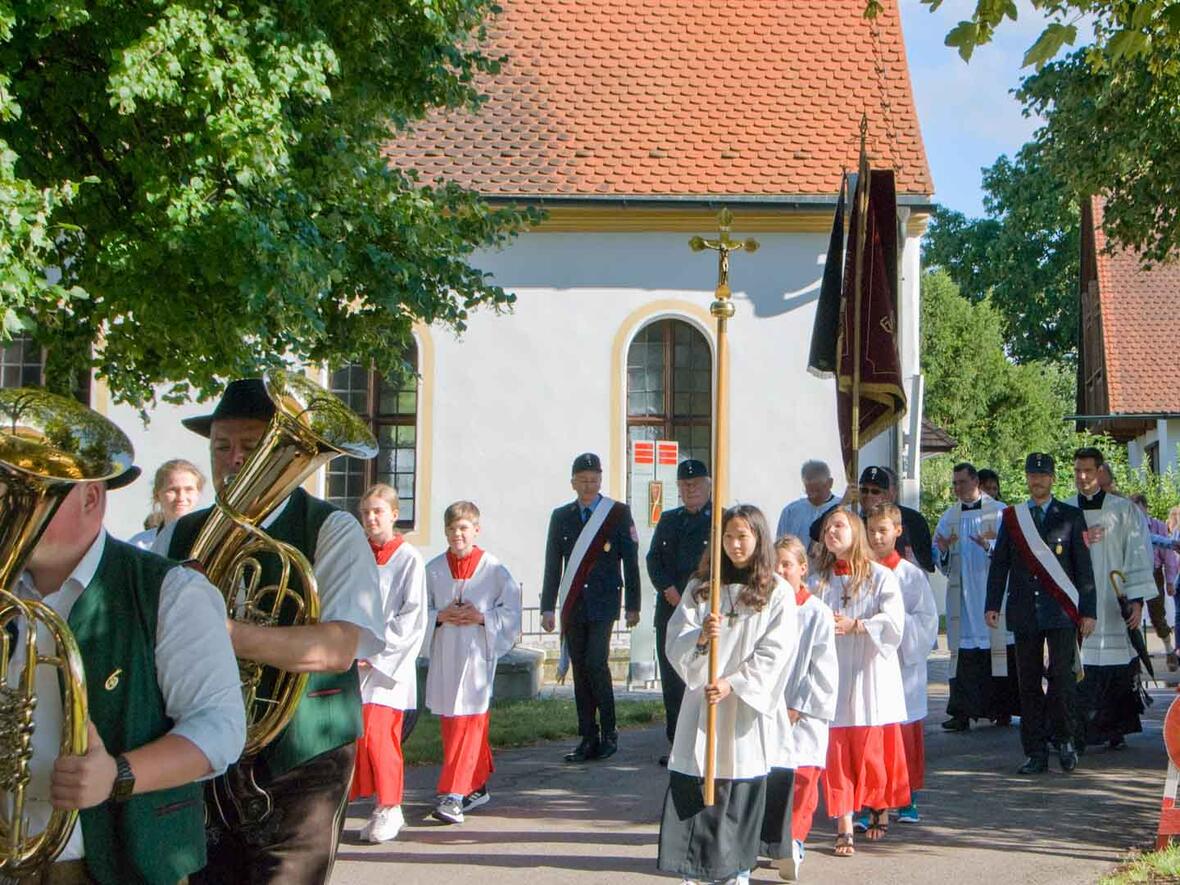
[{"xmin": 332, "ymin": 654, "xmax": 1172, "ymax": 884}]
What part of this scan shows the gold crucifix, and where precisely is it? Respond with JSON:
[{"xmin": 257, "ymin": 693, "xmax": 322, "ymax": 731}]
[{"xmin": 689, "ymin": 208, "xmax": 760, "ymax": 306}]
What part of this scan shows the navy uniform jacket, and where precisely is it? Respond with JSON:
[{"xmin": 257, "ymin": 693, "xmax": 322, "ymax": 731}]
[
  {"xmin": 541, "ymin": 500, "xmax": 641, "ymax": 623},
  {"xmin": 985, "ymin": 498, "xmax": 1097, "ymax": 635},
  {"xmin": 646, "ymin": 503, "xmax": 712, "ymax": 597}
]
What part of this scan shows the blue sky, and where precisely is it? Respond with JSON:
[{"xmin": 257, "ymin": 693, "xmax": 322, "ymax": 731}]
[{"xmin": 899, "ymin": 0, "xmax": 1053, "ymax": 216}]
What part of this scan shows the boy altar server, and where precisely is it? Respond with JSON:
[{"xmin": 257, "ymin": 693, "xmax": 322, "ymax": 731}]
[
  {"xmin": 351, "ymin": 484, "xmax": 428, "ymax": 843},
  {"xmin": 867, "ymin": 504, "xmax": 938, "ymax": 823},
  {"xmin": 425, "ymin": 501, "xmax": 521, "ymax": 825}
]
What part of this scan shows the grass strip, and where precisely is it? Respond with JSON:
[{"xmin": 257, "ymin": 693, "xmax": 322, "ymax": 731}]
[
  {"xmin": 404, "ymin": 697, "xmax": 665, "ymax": 766},
  {"xmin": 1100, "ymin": 844, "xmax": 1180, "ymax": 884}
]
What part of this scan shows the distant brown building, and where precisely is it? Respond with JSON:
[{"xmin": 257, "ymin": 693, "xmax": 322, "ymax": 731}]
[{"xmin": 1076, "ymin": 196, "xmax": 1180, "ymax": 471}]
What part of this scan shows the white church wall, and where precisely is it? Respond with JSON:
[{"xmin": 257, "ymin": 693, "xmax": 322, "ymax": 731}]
[{"xmin": 96, "ymin": 223, "xmax": 923, "ymax": 612}]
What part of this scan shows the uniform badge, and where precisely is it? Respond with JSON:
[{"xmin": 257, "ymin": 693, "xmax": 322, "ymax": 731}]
[
  {"xmin": 1055, "ymin": 543, "xmax": 1063, "ymax": 556},
  {"xmin": 604, "ymin": 541, "xmax": 612, "ymax": 552},
  {"xmin": 104, "ymin": 668, "xmax": 122, "ymax": 691}
]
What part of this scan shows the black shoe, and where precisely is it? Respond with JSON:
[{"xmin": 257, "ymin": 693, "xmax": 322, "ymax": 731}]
[
  {"xmin": 1059, "ymin": 740, "xmax": 1079, "ymax": 772},
  {"xmin": 1108, "ymin": 735, "xmax": 1127, "ymax": 751},
  {"xmin": 597, "ymin": 732, "xmax": 618, "ymax": 760},
  {"xmin": 564, "ymin": 736, "xmax": 600, "ymax": 763},
  {"xmin": 1017, "ymin": 755, "xmax": 1048, "ymax": 774},
  {"xmin": 658, "ymin": 755, "xmax": 669, "ymax": 767},
  {"xmin": 942, "ymin": 716, "xmax": 970, "ymax": 732}
]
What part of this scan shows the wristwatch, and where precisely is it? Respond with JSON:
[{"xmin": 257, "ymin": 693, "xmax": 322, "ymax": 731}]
[{"xmin": 110, "ymin": 755, "xmax": 135, "ymax": 803}]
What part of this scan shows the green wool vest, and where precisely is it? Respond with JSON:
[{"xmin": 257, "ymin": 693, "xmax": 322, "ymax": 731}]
[
  {"xmin": 69, "ymin": 539, "xmax": 205, "ymax": 885},
  {"xmin": 168, "ymin": 488, "xmax": 363, "ymax": 778}
]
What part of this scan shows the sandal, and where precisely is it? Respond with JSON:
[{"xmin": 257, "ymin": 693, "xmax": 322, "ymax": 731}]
[
  {"xmin": 865, "ymin": 808, "xmax": 888, "ymax": 841},
  {"xmin": 834, "ymin": 832, "xmax": 855, "ymax": 856}
]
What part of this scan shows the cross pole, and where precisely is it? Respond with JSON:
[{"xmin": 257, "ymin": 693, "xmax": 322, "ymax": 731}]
[{"xmin": 689, "ymin": 208, "xmax": 758, "ymax": 807}]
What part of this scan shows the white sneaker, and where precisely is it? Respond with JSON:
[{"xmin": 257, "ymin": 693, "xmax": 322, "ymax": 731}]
[
  {"xmin": 367, "ymin": 805, "xmax": 405, "ymax": 843},
  {"xmin": 776, "ymin": 839, "xmax": 804, "ymax": 881}
]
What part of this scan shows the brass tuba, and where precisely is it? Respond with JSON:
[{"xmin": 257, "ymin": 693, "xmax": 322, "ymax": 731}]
[
  {"xmin": 0, "ymin": 387, "xmax": 136, "ymax": 875},
  {"xmin": 186, "ymin": 370, "xmax": 376, "ymax": 756}
]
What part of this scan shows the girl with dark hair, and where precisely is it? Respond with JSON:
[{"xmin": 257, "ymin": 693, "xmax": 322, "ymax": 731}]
[
  {"xmin": 657, "ymin": 505, "xmax": 798, "ymax": 884},
  {"xmin": 813, "ymin": 508, "xmax": 909, "ymax": 857}
]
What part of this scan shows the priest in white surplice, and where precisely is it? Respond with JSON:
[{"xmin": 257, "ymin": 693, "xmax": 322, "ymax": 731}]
[
  {"xmin": 933, "ymin": 462, "xmax": 1019, "ymax": 731},
  {"xmin": 1067, "ymin": 448, "xmax": 1156, "ymax": 749}
]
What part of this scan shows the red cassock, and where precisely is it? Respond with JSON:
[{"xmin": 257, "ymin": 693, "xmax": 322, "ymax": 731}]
[
  {"xmin": 791, "ymin": 765, "xmax": 822, "ymax": 842},
  {"xmin": 899, "ymin": 719, "xmax": 925, "ymax": 792},
  {"xmin": 352, "ymin": 705, "xmax": 406, "ymax": 806},
  {"xmin": 823, "ymin": 723, "xmax": 911, "ymax": 816},
  {"xmin": 437, "ymin": 711, "xmax": 494, "ymax": 796}
]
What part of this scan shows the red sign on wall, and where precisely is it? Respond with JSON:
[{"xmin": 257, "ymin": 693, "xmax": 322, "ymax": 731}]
[
  {"xmin": 657, "ymin": 441, "xmax": 679, "ymax": 466},
  {"xmin": 633, "ymin": 441, "xmax": 655, "ymax": 465}
]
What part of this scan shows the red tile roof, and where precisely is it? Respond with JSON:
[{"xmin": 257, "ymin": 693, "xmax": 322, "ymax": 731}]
[
  {"xmin": 1090, "ymin": 195, "xmax": 1180, "ymax": 414},
  {"xmin": 390, "ymin": 0, "xmax": 932, "ymax": 198}
]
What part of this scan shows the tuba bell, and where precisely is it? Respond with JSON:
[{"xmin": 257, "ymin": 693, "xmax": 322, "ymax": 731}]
[
  {"xmin": 185, "ymin": 370, "xmax": 377, "ymax": 756},
  {"xmin": 0, "ymin": 387, "xmax": 136, "ymax": 876}
]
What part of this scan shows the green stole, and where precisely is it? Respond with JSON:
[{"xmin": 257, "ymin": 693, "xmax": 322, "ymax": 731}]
[
  {"xmin": 70, "ymin": 538, "xmax": 205, "ymax": 884},
  {"xmin": 167, "ymin": 488, "xmax": 363, "ymax": 778}
]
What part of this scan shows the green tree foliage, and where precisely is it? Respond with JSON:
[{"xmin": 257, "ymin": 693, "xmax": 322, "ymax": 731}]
[
  {"xmin": 918, "ymin": 269, "xmax": 1115, "ymax": 521},
  {"xmin": 922, "ymin": 145, "xmax": 1080, "ymax": 366},
  {"xmin": 0, "ymin": 0, "xmax": 532, "ymax": 405}
]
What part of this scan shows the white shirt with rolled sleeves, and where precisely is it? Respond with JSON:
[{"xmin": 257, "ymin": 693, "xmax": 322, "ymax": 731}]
[
  {"xmin": 770, "ymin": 590, "xmax": 838, "ymax": 770},
  {"xmin": 154, "ymin": 498, "xmax": 386, "ymax": 661},
  {"xmin": 666, "ymin": 575, "xmax": 797, "ymax": 780},
  {"xmin": 11, "ymin": 531, "xmax": 246, "ymax": 863},
  {"xmin": 424, "ymin": 551, "xmax": 522, "ymax": 716},
  {"xmin": 361, "ymin": 541, "xmax": 427, "ymax": 710},
  {"xmin": 893, "ymin": 558, "xmax": 939, "ymax": 722},
  {"xmin": 776, "ymin": 494, "xmax": 840, "ymax": 545},
  {"xmin": 813, "ymin": 562, "xmax": 908, "ymax": 727}
]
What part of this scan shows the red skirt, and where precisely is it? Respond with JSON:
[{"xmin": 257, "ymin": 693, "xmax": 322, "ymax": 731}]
[
  {"xmin": 823, "ymin": 724, "xmax": 911, "ymax": 817},
  {"xmin": 437, "ymin": 712, "xmax": 494, "ymax": 796},
  {"xmin": 791, "ymin": 765, "xmax": 822, "ymax": 842},
  {"xmin": 351, "ymin": 704, "xmax": 405, "ymax": 806},
  {"xmin": 900, "ymin": 719, "xmax": 925, "ymax": 792}
]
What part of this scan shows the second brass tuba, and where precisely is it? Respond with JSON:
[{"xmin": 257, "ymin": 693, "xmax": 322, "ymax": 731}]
[
  {"xmin": 187, "ymin": 370, "xmax": 377, "ymax": 755},
  {"xmin": 0, "ymin": 387, "xmax": 137, "ymax": 876}
]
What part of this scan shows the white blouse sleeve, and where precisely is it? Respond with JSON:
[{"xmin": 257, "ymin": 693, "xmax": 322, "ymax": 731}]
[
  {"xmin": 791, "ymin": 606, "xmax": 838, "ymax": 722},
  {"xmin": 861, "ymin": 568, "xmax": 905, "ymax": 658},
  {"xmin": 727, "ymin": 590, "xmax": 797, "ymax": 717},
  {"xmin": 483, "ymin": 564, "xmax": 522, "ymax": 660},
  {"xmin": 667, "ymin": 580, "xmax": 710, "ymax": 690},
  {"xmin": 899, "ymin": 570, "xmax": 939, "ymax": 666},
  {"xmin": 367, "ymin": 553, "xmax": 428, "ymax": 679}
]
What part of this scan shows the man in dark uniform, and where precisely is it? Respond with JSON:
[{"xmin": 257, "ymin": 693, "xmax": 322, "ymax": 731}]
[
  {"xmin": 645, "ymin": 458, "xmax": 711, "ymax": 766},
  {"xmin": 985, "ymin": 452, "xmax": 1097, "ymax": 775},
  {"xmin": 809, "ymin": 465, "xmax": 934, "ymax": 572},
  {"xmin": 541, "ymin": 452, "xmax": 641, "ymax": 763}
]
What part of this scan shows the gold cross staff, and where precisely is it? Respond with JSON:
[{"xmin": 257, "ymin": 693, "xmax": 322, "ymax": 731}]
[{"xmin": 689, "ymin": 208, "xmax": 757, "ymax": 807}]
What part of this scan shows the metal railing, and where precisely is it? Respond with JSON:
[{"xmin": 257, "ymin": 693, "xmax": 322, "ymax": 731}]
[{"xmin": 518, "ymin": 605, "xmax": 634, "ymax": 649}]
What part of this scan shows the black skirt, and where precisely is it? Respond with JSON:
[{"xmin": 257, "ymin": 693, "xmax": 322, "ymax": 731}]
[
  {"xmin": 658, "ymin": 772, "xmax": 767, "ymax": 881},
  {"xmin": 1076, "ymin": 660, "xmax": 1144, "ymax": 744},
  {"xmin": 947, "ymin": 646, "xmax": 1021, "ymax": 720},
  {"xmin": 759, "ymin": 767, "xmax": 796, "ymax": 860}
]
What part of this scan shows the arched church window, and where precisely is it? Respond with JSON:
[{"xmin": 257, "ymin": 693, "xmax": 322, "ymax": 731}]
[
  {"xmin": 626, "ymin": 319, "xmax": 712, "ymax": 466},
  {"xmin": 326, "ymin": 341, "xmax": 419, "ymax": 527}
]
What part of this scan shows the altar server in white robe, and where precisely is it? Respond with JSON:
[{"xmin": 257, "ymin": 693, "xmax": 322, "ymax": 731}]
[
  {"xmin": 350, "ymin": 484, "xmax": 427, "ymax": 843},
  {"xmin": 813, "ymin": 508, "xmax": 909, "ymax": 857},
  {"xmin": 934, "ymin": 462, "xmax": 1019, "ymax": 731},
  {"xmin": 424, "ymin": 501, "xmax": 521, "ymax": 825},
  {"xmin": 658, "ymin": 505, "xmax": 796, "ymax": 885},
  {"xmin": 760, "ymin": 534, "xmax": 838, "ymax": 882},
  {"xmin": 867, "ymin": 504, "xmax": 938, "ymax": 825},
  {"xmin": 1068, "ymin": 448, "xmax": 1156, "ymax": 749}
]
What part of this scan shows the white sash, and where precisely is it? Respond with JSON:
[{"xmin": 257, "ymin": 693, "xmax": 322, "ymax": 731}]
[
  {"xmin": 555, "ymin": 496, "xmax": 616, "ymax": 617},
  {"xmin": 1013, "ymin": 503, "xmax": 1081, "ymax": 609}
]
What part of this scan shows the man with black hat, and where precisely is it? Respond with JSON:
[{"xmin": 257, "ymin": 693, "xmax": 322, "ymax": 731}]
[
  {"xmin": 541, "ymin": 453, "xmax": 641, "ymax": 762},
  {"xmin": 986, "ymin": 452, "xmax": 1096, "ymax": 774},
  {"xmin": 3, "ymin": 389, "xmax": 245, "ymax": 884},
  {"xmin": 155, "ymin": 379, "xmax": 385, "ymax": 884},
  {"xmin": 809, "ymin": 465, "xmax": 934, "ymax": 572},
  {"xmin": 645, "ymin": 458, "xmax": 712, "ymax": 765}
]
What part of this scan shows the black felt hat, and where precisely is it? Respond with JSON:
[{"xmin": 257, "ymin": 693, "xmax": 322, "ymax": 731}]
[
  {"xmin": 1025, "ymin": 452, "xmax": 1056, "ymax": 475},
  {"xmin": 677, "ymin": 459, "xmax": 709, "ymax": 480},
  {"xmin": 571, "ymin": 452, "xmax": 603, "ymax": 474},
  {"xmin": 859, "ymin": 465, "xmax": 891, "ymax": 489},
  {"xmin": 181, "ymin": 379, "xmax": 275, "ymax": 439}
]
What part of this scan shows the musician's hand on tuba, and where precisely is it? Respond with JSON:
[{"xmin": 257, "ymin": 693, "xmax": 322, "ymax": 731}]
[{"xmin": 50, "ymin": 722, "xmax": 116, "ymax": 811}]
